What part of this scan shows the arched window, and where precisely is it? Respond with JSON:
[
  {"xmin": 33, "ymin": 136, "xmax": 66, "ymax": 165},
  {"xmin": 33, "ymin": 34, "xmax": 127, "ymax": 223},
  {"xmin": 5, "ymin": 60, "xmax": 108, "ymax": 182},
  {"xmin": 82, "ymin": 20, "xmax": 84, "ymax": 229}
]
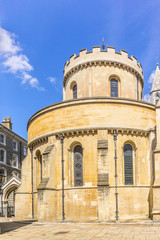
[
  {"xmin": 124, "ymin": 144, "xmax": 133, "ymax": 185},
  {"xmin": 110, "ymin": 79, "xmax": 118, "ymax": 97},
  {"xmin": 35, "ymin": 150, "xmax": 42, "ymax": 188},
  {"xmin": 74, "ymin": 145, "xmax": 83, "ymax": 186},
  {"xmin": 73, "ymin": 84, "xmax": 77, "ymax": 99},
  {"xmin": 0, "ymin": 149, "xmax": 6, "ymax": 163}
]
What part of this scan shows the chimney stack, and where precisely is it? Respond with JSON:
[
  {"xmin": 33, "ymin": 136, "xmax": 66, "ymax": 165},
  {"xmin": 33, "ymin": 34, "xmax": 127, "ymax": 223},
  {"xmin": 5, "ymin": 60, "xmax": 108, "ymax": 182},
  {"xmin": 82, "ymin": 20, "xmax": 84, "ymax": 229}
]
[{"xmin": 2, "ymin": 117, "xmax": 12, "ymax": 130}]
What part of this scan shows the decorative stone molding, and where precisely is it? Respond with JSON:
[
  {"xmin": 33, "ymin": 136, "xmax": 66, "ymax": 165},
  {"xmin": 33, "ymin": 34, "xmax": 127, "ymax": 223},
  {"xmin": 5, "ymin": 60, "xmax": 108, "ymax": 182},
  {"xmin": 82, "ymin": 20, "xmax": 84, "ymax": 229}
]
[
  {"xmin": 56, "ymin": 129, "xmax": 97, "ymax": 139},
  {"xmin": 28, "ymin": 136, "xmax": 48, "ymax": 148},
  {"xmin": 28, "ymin": 127, "xmax": 151, "ymax": 147},
  {"xmin": 63, "ymin": 60, "xmax": 143, "ymax": 88}
]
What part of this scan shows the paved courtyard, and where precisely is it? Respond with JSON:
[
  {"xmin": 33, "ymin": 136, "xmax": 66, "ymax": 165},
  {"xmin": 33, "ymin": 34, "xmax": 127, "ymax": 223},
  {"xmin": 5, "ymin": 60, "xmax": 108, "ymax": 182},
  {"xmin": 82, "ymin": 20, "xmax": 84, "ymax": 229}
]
[{"xmin": 1, "ymin": 222, "xmax": 160, "ymax": 240}]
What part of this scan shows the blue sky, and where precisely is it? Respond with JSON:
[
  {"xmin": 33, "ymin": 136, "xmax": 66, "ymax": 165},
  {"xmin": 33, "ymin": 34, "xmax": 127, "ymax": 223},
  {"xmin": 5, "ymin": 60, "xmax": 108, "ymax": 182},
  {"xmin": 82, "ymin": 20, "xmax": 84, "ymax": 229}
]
[{"xmin": 0, "ymin": 0, "xmax": 160, "ymax": 140}]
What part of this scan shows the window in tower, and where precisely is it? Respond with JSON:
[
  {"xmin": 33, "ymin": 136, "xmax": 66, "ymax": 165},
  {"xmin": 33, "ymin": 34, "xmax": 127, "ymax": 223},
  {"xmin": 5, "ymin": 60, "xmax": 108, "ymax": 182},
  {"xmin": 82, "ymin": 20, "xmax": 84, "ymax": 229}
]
[
  {"xmin": 73, "ymin": 84, "xmax": 77, "ymax": 99},
  {"xmin": 111, "ymin": 79, "xmax": 118, "ymax": 97}
]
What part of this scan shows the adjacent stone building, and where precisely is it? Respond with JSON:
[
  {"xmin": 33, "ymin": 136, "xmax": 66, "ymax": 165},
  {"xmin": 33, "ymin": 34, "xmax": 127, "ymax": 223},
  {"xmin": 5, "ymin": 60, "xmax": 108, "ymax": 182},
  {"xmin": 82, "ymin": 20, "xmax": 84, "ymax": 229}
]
[
  {"xmin": 0, "ymin": 117, "xmax": 27, "ymax": 217},
  {"xmin": 15, "ymin": 46, "xmax": 160, "ymax": 222}
]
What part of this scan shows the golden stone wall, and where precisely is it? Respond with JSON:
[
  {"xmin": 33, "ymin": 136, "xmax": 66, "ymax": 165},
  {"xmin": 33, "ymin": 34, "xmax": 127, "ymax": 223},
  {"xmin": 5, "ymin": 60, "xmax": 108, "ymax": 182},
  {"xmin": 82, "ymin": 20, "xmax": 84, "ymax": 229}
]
[{"xmin": 15, "ymin": 97, "xmax": 156, "ymax": 221}]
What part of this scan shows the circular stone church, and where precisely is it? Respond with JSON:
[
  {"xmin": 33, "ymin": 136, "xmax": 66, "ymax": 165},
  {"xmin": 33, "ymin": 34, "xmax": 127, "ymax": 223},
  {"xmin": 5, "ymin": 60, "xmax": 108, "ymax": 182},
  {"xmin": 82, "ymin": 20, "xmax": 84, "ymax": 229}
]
[{"xmin": 15, "ymin": 46, "xmax": 160, "ymax": 222}]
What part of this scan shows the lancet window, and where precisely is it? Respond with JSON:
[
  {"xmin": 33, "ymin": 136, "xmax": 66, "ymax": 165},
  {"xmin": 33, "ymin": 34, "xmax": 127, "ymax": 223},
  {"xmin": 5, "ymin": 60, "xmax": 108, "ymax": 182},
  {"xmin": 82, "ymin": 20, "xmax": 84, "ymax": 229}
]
[
  {"xmin": 73, "ymin": 84, "xmax": 77, "ymax": 99},
  {"xmin": 124, "ymin": 144, "xmax": 133, "ymax": 185},
  {"xmin": 74, "ymin": 145, "xmax": 83, "ymax": 186},
  {"xmin": 111, "ymin": 79, "xmax": 118, "ymax": 97}
]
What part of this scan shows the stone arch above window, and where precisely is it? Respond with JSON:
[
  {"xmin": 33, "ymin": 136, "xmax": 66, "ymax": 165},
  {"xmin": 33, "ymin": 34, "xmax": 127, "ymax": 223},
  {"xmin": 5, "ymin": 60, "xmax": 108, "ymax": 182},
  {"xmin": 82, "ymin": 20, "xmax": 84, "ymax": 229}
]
[
  {"xmin": 0, "ymin": 148, "xmax": 6, "ymax": 163},
  {"xmin": 73, "ymin": 145, "xmax": 83, "ymax": 187},
  {"xmin": 124, "ymin": 143, "xmax": 133, "ymax": 185}
]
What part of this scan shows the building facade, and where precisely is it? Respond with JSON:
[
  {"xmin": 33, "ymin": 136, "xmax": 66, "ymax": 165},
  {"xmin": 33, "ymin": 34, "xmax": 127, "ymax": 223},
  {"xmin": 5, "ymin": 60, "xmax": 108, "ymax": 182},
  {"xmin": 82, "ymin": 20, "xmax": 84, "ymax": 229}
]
[
  {"xmin": 15, "ymin": 46, "xmax": 160, "ymax": 222},
  {"xmin": 0, "ymin": 117, "xmax": 27, "ymax": 217}
]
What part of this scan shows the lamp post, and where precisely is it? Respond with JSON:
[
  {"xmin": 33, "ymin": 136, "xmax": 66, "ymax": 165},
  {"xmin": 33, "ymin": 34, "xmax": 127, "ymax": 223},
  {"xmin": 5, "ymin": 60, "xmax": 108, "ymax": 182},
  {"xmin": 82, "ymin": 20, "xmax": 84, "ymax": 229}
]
[
  {"xmin": 0, "ymin": 173, "xmax": 5, "ymax": 217},
  {"xmin": 113, "ymin": 130, "xmax": 119, "ymax": 221}
]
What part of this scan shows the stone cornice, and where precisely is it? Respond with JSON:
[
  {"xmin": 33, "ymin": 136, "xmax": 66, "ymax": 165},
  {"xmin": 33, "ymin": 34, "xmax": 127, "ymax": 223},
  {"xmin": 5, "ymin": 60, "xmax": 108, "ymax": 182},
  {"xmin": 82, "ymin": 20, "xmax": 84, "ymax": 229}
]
[
  {"xmin": 27, "ymin": 97, "xmax": 155, "ymax": 130},
  {"xmin": 28, "ymin": 127, "xmax": 150, "ymax": 148},
  {"xmin": 63, "ymin": 59, "xmax": 144, "ymax": 88}
]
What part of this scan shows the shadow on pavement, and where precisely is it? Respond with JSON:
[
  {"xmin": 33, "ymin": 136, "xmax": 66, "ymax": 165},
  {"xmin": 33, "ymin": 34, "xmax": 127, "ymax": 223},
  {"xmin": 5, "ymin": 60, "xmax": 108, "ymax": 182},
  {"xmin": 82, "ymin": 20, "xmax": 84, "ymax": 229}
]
[{"xmin": 0, "ymin": 220, "xmax": 36, "ymax": 234}]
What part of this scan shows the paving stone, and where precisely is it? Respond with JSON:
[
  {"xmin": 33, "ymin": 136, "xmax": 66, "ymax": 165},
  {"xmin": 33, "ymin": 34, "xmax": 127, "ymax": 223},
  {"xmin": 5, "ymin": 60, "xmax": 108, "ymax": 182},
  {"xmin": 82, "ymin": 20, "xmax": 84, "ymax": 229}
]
[{"xmin": 1, "ymin": 222, "xmax": 160, "ymax": 240}]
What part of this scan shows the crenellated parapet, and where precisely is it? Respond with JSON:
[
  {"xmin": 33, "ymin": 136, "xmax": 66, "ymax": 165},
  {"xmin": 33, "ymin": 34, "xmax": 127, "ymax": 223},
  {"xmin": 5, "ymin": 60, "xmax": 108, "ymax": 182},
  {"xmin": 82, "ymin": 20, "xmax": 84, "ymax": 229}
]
[{"xmin": 63, "ymin": 46, "xmax": 143, "ymax": 87}]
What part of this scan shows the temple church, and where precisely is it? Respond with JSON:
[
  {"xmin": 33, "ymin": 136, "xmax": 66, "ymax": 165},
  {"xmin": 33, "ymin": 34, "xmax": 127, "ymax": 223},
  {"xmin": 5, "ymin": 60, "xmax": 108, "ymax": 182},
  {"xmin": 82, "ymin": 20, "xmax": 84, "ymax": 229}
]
[{"xmin": 15, "ymin": 46, "xmax": 160, "ymax": 222}]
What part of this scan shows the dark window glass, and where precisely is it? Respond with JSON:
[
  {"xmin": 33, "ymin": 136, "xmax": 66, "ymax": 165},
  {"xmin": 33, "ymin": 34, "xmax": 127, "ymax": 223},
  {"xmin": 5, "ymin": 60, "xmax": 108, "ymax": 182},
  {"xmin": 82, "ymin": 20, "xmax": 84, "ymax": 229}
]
[
  {"xmin": 0, "ymin": 149, "xmax": 4, "ymax": 162},
  {"xmin": 73, "ymin": 84, "xmax": 77, "ymax": 99},
  {"xmin": 111, "ymin": 79, "xmax": 118, "ymax": 97},
  {"xmin": 13, "ymin": 141, "xmax": 17, "ymax": 151},
  {"xmin": 124, "ymin": 144, "xmax": 133, "ymax": 185},
  {"xmin": 0, "ymin": 169, "xmax": 5, "ymax": 183},
  {"xmin": 0, "ymin": 134, "xmax": 4, "ymax": 144},
  {"xmin": 74, "ymin": 145, "xmax": 83, "ymax": 186}
]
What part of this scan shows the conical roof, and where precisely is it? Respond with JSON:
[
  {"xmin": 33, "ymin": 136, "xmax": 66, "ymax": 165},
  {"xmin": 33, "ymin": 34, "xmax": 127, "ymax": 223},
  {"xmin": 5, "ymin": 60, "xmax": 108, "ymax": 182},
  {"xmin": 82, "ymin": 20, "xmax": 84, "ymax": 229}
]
[{"xmin": 151, "ymin": 63, "xmax": 160, "ymax": 93}]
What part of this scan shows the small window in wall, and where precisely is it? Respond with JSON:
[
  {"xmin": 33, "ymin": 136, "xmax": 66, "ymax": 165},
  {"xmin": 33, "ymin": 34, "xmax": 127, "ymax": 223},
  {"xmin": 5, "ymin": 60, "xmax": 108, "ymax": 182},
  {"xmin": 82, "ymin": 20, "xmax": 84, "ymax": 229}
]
[
  {"xmin": 0, "ymin": 149, "xmax": 6, "ymax": 163},
  {"xmin": 24, "ymin": 147, "xmax": 27, "ymax": 156},
  {"xmin": 124, "ymin": 144, "xmax": 133, "ymax": 185},
  {"xmin": 111, "ymin": 79, "xmax": 118, "ymax": 97},
  {"xmin": 73, "ymin": 84, "xmax": 77, "ymax": 99},
  {"xmin": 74, "ymin": 145, "xmax": 83, "ymax": 186},
  {"xmin": 0, "ymin": 133, "xmax": 6, "ymax": 145},
  {"xmin": 12, "ymin": 154, "xmax": 18, "ymax": 168},
  {"xmin": 13, "ymin": 140, "xmax": 18, "ymax": 151},
  {"xmin": 0, "ymin": 168, "xmax": 6, "ymax": 183}
]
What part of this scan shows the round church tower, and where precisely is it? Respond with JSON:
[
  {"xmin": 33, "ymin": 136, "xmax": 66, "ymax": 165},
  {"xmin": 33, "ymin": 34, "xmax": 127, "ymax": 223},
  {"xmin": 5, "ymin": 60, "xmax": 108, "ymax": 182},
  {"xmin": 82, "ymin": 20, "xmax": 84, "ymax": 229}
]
[
  {"xmin": 16, "ymin": 47, "xmax": 156, "ymax": 222},
  {"xmin": 63, "ymin": 46, "xmax": 143, "ymax": 100}
]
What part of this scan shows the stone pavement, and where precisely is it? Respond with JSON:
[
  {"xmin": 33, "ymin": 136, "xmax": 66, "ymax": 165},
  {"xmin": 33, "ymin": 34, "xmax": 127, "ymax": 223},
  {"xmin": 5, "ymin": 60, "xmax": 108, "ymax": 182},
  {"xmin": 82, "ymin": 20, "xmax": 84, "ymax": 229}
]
[{"xmin": 1, "ymin": 222, "xmax": 160, "ymax": 240}]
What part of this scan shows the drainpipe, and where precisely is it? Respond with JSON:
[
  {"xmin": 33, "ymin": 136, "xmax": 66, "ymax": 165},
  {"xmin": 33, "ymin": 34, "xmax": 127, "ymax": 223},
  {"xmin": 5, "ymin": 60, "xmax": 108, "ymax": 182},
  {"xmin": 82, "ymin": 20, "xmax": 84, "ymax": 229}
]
[
  {"xmin": 60, "ymin": 134, "xmax": 65, "ymax": 221},
  {"xmin": 137, "ymin": 74, "xmax": 139, "ymax": 100},
  {"xmin": 113, "ymin": 130, "xmax": 119, "ymax": 221},
  {"xmin": 29, "ymin": 145, "xmax": 34, "ymax": 219}
]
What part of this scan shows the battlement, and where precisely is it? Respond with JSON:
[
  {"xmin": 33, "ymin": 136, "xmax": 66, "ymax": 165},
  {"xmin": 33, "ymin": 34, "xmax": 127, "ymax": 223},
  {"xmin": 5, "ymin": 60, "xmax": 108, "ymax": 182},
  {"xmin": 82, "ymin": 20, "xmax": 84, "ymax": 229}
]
[{"xmin": 64, "ymin": 46, "xmax": 143, "ymax": 80}]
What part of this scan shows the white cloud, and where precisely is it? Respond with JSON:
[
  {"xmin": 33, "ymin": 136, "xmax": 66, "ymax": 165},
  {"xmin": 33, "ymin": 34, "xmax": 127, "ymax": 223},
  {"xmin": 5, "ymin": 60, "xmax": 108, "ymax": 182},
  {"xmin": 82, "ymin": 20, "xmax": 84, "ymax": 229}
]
[
  {"xmin": 148, "ymin": 70, "xmax": 155, "ymax": 84},
  {"xmin": 3, "ymin": 54, "xmax": 33, "ymax": 73},
  {"xmin": 0, "ymin": 27, "xmax": 20, "ymax": 55},
  {"xmin": 0, "ymin": 26, "xmax": 44, "ymax": 90},
  {"xmin": 143, "ymin": 94, "xmax": 150, "ymax": 102},
  {"xmin": 48, "ymin": 76, "xmax": 56, "ymax": 83},
  {"xmin": 48, "ymin": 76, "xmax": 59, "ymax": 91}
]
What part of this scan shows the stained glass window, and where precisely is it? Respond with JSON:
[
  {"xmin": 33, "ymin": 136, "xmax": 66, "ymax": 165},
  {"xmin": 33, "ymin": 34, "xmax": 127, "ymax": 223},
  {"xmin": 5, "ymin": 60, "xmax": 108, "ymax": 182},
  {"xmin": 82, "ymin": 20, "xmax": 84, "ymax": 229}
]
[
  {"xmin": 124, "ymin": 144, "xmax": 133, "ymax": 185},
  {"xmin": 74, "ymin": 145, "xmax": 83, "ymax": 186}
]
